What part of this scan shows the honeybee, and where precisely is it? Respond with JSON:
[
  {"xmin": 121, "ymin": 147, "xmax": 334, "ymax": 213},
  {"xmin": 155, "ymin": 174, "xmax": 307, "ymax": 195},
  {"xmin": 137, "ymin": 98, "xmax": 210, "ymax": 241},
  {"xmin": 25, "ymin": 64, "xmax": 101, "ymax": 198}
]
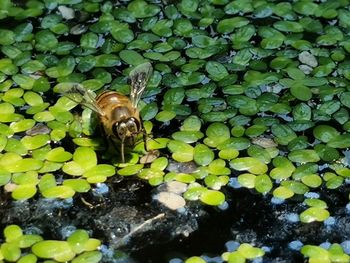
[{"xmin": 63, "ymin": 62, "xmax": 153, "ymax": 162}]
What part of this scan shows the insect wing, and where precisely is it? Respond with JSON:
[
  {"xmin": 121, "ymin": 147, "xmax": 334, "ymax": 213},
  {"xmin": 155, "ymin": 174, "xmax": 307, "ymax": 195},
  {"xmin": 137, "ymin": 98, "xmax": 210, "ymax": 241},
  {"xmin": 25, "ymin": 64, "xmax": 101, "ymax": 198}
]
[
  {"xmin": 62, "ymin": 83, "xmax": 105, "ymax": 116},
  {"xmin": 129, "ymin": 62, "xmax": 153, "ymax": 108}
]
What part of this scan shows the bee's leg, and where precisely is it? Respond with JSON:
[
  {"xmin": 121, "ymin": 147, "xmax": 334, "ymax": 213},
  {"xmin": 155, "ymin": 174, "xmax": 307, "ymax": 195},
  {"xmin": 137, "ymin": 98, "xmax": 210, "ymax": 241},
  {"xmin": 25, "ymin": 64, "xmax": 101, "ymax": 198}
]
[
  {"xmin": 143, "ymin": 130, "xmax": 149, "ymax": 152},
  {"xmin": 121, "ymin": 140, "xmax": 125, "ymax": 163}
]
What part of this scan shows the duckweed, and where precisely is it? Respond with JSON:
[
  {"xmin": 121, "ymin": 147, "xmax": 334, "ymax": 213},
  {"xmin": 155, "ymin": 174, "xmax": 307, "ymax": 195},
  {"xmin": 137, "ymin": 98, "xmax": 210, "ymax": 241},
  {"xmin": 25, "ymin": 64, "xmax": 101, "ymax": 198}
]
[
  {"xmin": 11, "ymin": 184, "xmax": 37, "ymax": 200},
  {"xmin": 0, "ymin": 225, "xmax": 101, "ymax": 262},
  {"xmin": 301, "ymin": 244, "xmax": 350, "ymax": 263},
  {"xmin": 32, "ymin": 241, "xmax": 75, "ymax": 262},
  {"xmin": 185, "ymin": 256, "xmax": 206, "ymax": 263},
  {"xmin": 167, "ymin": 140, "xmax": 194, "ymax": 163},
  {"xmin": 199, "ymin": 189, "xmax": 225, "ymax": 206},
  {"xmin": 221, "ymin": 243, "xmax": 265, "ymax": 263},
  {"xmin": 71, "ymin": 251, "xmax": 102, "ymax": 263},
  {"xmin": 4, "ymin": 225, "xmax": 23, "ymax": 242},
  {"xmin": 42, "ymin": 186, "xmax": 75, "ymax": 199},
  {"xmin": 300, "ymin": 207, "xmax": 330, "ymax": 223}
]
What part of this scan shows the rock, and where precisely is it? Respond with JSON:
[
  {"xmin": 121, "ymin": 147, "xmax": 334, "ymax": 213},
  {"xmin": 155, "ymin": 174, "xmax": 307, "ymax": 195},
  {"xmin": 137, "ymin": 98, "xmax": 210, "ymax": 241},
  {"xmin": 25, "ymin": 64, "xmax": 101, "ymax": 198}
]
[
  {"xmin": 154, "ymin": 191, "xmax": 186, "ymax": 210},
  {"xmin": 58, "ymin": 6, "xmax": 75, "ymax": 20},
  {"xmin": 298, "ymin": 51, "xmax": 318, "ymax": 68},
  {"xmin": 299, "ymin": 64, "xmax": 313, "ymax": 75}
]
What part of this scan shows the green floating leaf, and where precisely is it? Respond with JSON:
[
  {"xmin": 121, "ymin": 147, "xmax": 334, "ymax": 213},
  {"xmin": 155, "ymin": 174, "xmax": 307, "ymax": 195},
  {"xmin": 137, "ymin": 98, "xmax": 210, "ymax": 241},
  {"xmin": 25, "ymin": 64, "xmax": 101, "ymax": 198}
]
[
  {"xmin": 315, "ymin": 144, "xmax": 339, "ymax": 162},
  {"xmin": 117, "ymin": 164, "xmax": 144, "ymax": 176},
  {"xmin": 255, "ymin": 174, "xmax": 272, "ymax": 194},
  {"xmin": 183, "ymin": 186, "xmax": 207, "ymax": 201},
  {"xmin": 193, "ymin": 144, "xmax": 214, "ymax": 166},
  {"xmin": 71, "ymin": 251, "xmax": 102, "ymax": 263},
  {"xmin": 301, "ymin": 174, "xmax": 322, "ymax": 188},
  {"xmin": 304, "ymin": 199, "xmax": 327, "ymax": 209},
  {"xmin": 199, "ymin": 189, "xmax": 225, "ymax": 206},
  {"xmin": 230, "ymin": 157, "xmax": 268, "ymax": 175},
  {"xmin": 217, "ymin": 17, "xmax": 249, "ymax": 34},
  {"xmin": 340, "ymin": 92, "xmax": 350, "ymax": 108},
  {"xmin": 32, "ymin": 241, "xmax": 75, "ymax": 262},
  {"xmin": 273, "ymin": 186, "xmax": 294, "ymax": 199},
  {"xmin": 1, "ymin": 243, "xmax": 21, "ymax": 262},
  {"xmin": 238, "ymin": 173, "xmax": 256, "ymax": 189},
  {"xmin": 313, "ymin": 125, "xmax": 339, "ymax": 143},
  {"xmin": 273, "ymin": 21, "xmax": 304, "ymax": 32},
  {"xmin": 184, "ymin": 256, "xmax": 206, "ymax": 263},
  {"xmin": 181, "ymin": 115, "xmax": 202, "ymax": 131},
  {"xmin": 226, "ymin": 251, "xmax": 245, "ymax": 263},
  {"xmin": 167, "ymin": 140, "xmax": 194, "ymax": 162},
  {"xmin": 63, "ymin": 179, "xmax": 91, "ymax": 193},
  {"xmin": 119, "ymin": 50, "xmax": 145, "ymax": 65},
  {"xmin": 9, "ymin": 119, "xmax": 36, "ymax": 133},
  {"xmin": 4, "ymin": 225, "xmax": 23, "ymax": 242},
  {"xmin": 150, "ymin": 157, "xmax": 168, "ymax": 171},
  {"xmin": 0, "ymin": 135, "xmax": 7, "ymax": 152},
  {"xmin": 290, "ymin": 84, "xmax": 312, "ymax": 101},
  {"xmin": 205, "ymin": 61, "xmax": 229, "ymax": 81},
  {"xmin": 205, "ymin": 122, "xmax": 230, "ymax": 147},
  {"xmin": 46, "ymin": 147, "xmax": 72, "ymax": 162},
  {"xmin": 128, "ymin": 0, "xmax": 160, "ymax": 18},
  {"xmin": 155, "ymin": 110, "xmax": 176, "ymax": 122},
  {"xmin": 172, "ymin": 131, "xmax": 204, "ymax": 143},
  {"xmin": 327, "ymin": 134, "xmax": 350, "ymax": 148},
  {"xmin": 38, "ymin": 173, "xmax": 56, "ymax": 193},
  {"xmin": 288, "ymin": 149, "xmax": 320, "ymax": 163},
  {"xmin": 42, "ymin": 186, "xmax": 75, "ymax": 199},
  {"xmin": 299, "ymin": 207, "xmax": 330, "ymax": 223},
  {"xmin": 73, "ymin": 147, "xmax": 97, "ymax": 170},
  {"xmin": 237, "ymin": 243, "xmax": 265, "ymax": 259},
  {"xmin": 83, "ymin": 164, "xmax": 115, "ymax": 178},
  {"xmin": 147, "ymin": 138, "xmax": 169, "ymax": 150},
  {"xmin": 67, "ymin": 230, "xmax": 89, "ymax": 254},
  {"xmin": 17, "ymin": 234, "xmax": 43, "ymax": 249},
  {"xmin": 5, "ymin": 158, "xmax": 43, "ymax": 173},
  {"xmin": 301, "ymin": 245, "xmax": 329, "ymax": 261},
  {"xmin": 21, "ymin": 134, "xmax": 50, "ymax": 150},
  {"xmin": 12, "ymin": 184, "xmax": 37, "ymax": 200}
]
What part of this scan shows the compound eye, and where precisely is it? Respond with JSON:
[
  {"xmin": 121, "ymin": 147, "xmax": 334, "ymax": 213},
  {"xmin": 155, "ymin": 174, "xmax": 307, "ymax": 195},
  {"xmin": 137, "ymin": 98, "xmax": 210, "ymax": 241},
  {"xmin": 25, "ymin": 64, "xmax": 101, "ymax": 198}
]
[
  {"xmin": 116, "ymin": 123, "xmax": 127, "ymax": 139},
  {"xmin": 126, "ymin": 118, "xmax": 138, "ymax": 133}
]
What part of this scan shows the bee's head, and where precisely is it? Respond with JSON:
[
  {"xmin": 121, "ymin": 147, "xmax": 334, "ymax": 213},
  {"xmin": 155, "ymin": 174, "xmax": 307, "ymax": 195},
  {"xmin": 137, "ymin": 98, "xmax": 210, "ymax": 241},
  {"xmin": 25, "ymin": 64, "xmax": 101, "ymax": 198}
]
[{"xmin": 113, "ymin": 117, "xmax": 141, "ymax": 146}]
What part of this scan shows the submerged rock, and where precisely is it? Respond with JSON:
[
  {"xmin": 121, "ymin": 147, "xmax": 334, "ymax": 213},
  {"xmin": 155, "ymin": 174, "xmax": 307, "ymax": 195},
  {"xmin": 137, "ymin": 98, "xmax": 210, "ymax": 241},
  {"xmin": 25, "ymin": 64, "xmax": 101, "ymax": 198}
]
[{"xmin": 0, "ymin": 179, "xmax": 206, "ymax": 257}]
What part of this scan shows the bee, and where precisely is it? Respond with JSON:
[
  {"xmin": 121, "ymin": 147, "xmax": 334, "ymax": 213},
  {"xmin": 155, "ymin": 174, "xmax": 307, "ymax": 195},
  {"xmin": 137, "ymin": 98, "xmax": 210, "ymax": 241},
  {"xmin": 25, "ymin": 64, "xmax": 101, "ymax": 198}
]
[{"xmin": 63, "ymin": 62, "xmax": 153, "ymax": 162}]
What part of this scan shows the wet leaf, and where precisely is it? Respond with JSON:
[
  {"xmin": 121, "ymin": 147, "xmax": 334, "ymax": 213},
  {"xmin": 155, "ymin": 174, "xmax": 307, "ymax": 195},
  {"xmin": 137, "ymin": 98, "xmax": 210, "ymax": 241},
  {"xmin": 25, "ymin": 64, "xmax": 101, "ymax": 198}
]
[
  {"xmin": 238, "ymin": 173, "xmax": 256, "ymax": 189},
  {"xmin": 117, "ymin": 164, "xmax": 144, "ymax": 176},
  {"xmin": 1, "ymin": 243, "xmax": 21, "ymax": 262},
  {"xmin": 237, "ymin": 243, "xmax": 265, "ymax": 259},
  {"xmin": 71, "ymin": 251, "xmax": 102, "ymax": 263},
  {"xmin": 299, "ymin": 207, "xmax": 330, "ymax": 223},
  {"xmin": 205, "ymin": 61, "xmax": 228, "ymax": 81},
  {"xmin": 273, "ymin": 186, "xmax": 294, "ymax": 199},
  {"xmin": 288, "ymin": 149, "xmax": 320, "ymax": 163},
  {"xmin": 128, "ymin": 0, "xmax": 160, "ymax": 18},
  {"xmin": 168, "ymin": 140, "xmax": 194, "ymax": 162},
  {"xmin": 42, "ymin": 186, "xmax": 75, "ymax": 199},
  {"xmin": 12, "ymin": 184, "xmax": 37, "ymax": 200},
  {"xmin": 200, "ymin": 189, "xmax": 225, "ymax": 206},
  {"xmin": 32, "ymin": 241, "xmax": 75, "ymax": 262},
  {"xmin": 193, "ymin": 144, "xmax": 214, "ymax": 166},
  {"xmin": 327, "ymin": 134, "xmax": 350, "ymax": 148},
  {"xmin": 217, "ymin": 17, "xmax": 249, "ymax": 34}
]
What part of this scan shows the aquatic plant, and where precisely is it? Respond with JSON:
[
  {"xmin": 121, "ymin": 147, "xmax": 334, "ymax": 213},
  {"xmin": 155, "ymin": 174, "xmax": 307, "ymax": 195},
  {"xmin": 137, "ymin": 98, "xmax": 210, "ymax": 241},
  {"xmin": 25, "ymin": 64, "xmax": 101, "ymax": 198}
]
[{"xmin": 0, "ymin": 225, "xmax": 101, "ymax": 262}]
